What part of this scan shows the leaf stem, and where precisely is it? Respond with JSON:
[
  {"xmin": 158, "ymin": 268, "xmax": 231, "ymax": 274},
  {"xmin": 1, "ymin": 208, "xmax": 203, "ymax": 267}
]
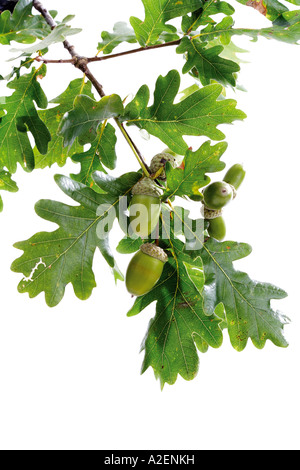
[{"xmin": 114, "ymin": 120, "xmax": 150, "ymax": 177}]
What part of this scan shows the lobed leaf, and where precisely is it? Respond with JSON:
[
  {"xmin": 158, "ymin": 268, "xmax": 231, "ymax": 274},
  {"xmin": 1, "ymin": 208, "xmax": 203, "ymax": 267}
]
[
  {"xmin": 0, "ymin": 168, "xmax": 18, "ymax": 212},
  {"xmin": 0, "ymin": 0, "xmax": 51, "ymax": 46},
  {"xmin": 177, "ymin": 36, "xmax": 240, "ymax": 87},
  {"xmin": 58, "ymin": 94, "xmax": 124, "ymax": 147},
  {"xmin": 195, "ymin": 10, "xmax": 300, "ymax": 45},
  {"xmin": 97, "ymin": 22, "xmax": 137, "ymax": 54},
  {"xmin": 123, "ymin": 69, "xmax": 246, "ymax": 155},
  {"xmin": 130, "ymin": 0, "xmax": 203, "ymax": 46},
  {"xmin": 10, "ymin": 20, "xmax": 82, "ymax": 58},
  {"xmin": 182, "ymin": 0, "xmax": 235, "ymax": 33},
  {"xmin": 194, "ymin": 238, "xmax": 290, "ymax": 351},
  {"xmin": 0, "ymin": 64, "xmax": 51, "ymax": 174},
  {"xmin": 34, "ymin": 78, "xmax": 95, "ymax": 169},
  {"xmin": 163, "ymin": 140, "xmax": 227, "ymax": 200},
  {"xmin": 70, "ymin": 123, "xmax": 118, "ymax": 188},
  {"xmin": 116, "ymin": 236, "xmax": 143, "ymax": 254},
  {"xmin": 128, "ymin": 233, "xmax": 223, "ymax": 387},
  {"xmin": 11, "ymin": 172, "xmax": 141, "ymax": 307}
]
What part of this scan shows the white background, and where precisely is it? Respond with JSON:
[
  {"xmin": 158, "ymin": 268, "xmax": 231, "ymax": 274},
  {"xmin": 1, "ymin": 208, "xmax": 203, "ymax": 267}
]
[{"xmin": 0, "ymin": 0, "xmax": 299, "ymax": 451}]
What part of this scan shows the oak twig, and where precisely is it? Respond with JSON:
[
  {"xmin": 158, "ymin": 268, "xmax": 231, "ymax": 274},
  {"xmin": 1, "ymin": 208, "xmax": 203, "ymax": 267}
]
[{"xmin": 34, "ymin": 39, "xmax": 181, "ymax": 65}]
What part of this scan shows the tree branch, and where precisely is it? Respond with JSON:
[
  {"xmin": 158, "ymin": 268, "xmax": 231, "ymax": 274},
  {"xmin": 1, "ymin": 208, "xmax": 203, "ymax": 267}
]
[
  {"xmin": 32, "ymin": 0, "xmax": 150, "ymax": 175},
  {"xmin": 34, "ymin": 39, "xmax": 181, "ymax": 66},
  {"xmin": 93, "ymin": 39, "xmax": 182, "ymax": 61}
]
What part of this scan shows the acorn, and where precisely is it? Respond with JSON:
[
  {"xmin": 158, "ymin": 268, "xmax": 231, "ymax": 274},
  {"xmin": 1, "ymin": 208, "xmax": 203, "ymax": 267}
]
[
  {"xmin": 223, "ymin": 164, "xmax": 246, "ymax": 190},
  {"xmin": 208, "ymin": 216, "xmax": 227, "ymax": 241},
  {"xmin": 149, "ymin": 152, "xmax": 179, "ymax": 181},
  {"xmin": 126, "ymin": 243, "xmax": 168, "ymax": 296},
  {"xmin": 129, "ymin": 178, "xmax": 162, "ymax": 239},
  {"xmin": 203, "ymin": 181, "xmax": 234, "ymax": 210}
]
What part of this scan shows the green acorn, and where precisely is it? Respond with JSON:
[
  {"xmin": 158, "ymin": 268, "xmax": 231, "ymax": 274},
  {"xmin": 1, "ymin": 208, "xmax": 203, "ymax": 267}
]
[
  {"xmin": 203, "ymin": 181, "xmax": 234, "ymax": 210},
  {"xmin": 223, "ymin": 164, "xmax": 246, "ymax": 190},
  {"xmin": 208, "ymin": 217, "xmax": 226, "ymax": 241},
  {"xmin": 149, "ymin": 152, "xmax": 179, "ymax": 181},
  {"xmin": 129, "ymin": 178, "xmax": 162, "ymax": 239},
  {"xmin": 126, "ymin": 243, "xmax": 168, "ymax": 296}
]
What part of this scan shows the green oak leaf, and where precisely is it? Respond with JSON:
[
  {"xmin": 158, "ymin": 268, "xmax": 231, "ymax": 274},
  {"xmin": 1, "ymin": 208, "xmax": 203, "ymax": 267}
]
[
  {"xmin": 130, "ymin": 0, "xmax": 203, "ymax": 46},
  {"xmin": 0, "ymin": 0, "xmax": 51, "ymax": 46},
  {"xmin": 178, "ymin": 83, "xmax": 201, "ymax": 101},
  {"xmin": 116, "ymin": 236, "xmax": 143, "ymax": 254},
  {"xmin": 177, "ymin": 36, "xmax": 240, "ymax": 87},
  {"xmin": 198, "ymin": 16, "xmax": 236, "ymax": 45},
  {"xmin": 182, "ymin": 0, "xmax": 235, "ymax": 33},
  {"xmin": 195, "ymin": 238, "xmax": 290, "ymax": 351},
  {"xmin": 34, "ymin": 78, "xmax": 95, "ymax": 169},
  {"xmin": 123, "ymin": 69, "xmax": 246, "ymax": 155},
  {"xmin": 92, "ymin": 171, "xmax": 140, "ymax": 198},
  {"xmin": 197, "ymin": 10, "xmax": 300, "ymax": 45},
  {"xmin": 11, "ymin": 172, "xmax": 141, "ymax": 307},
  {"xmin": 2, "ymin": 57, "xmax": 36, "ymax": 82},
  {"xmin": 0, "ymin": 64, "xmax": 51, "ymax": 174},
  {"xmin": 0, "ymin": 169, "xmax": 18, "ymax": 212},
  {"xmin": 127, "ymin": 225, "xmax": 223, "ymax": 387},
  {"xmin": 58, "ymin": 94, "xmax": 124, "ymax": 147},
  {"xmin": 208, "ymin": 38, "xmax": 249, "ymax": 65},
  {"xmin": 236, "ymin": 0, "xmax": 289, "ymax": 23},
  {"xmin": 97, "ymin": 22, "xmax": 137, "ymax": 54},
  {"xmin": 163, "ymin": 140, "xmax": 227, "ymax": 200},
  {"xmin": 10, "ymin": 19, "xmax": 82, "ymax": 57},
  {"xmin": 70, "ymin": 123, "xmax": 118, "ymax": 188},
  {"xmin": 264, "ymin": 10, "xmax": 300, "ymax": 43}
]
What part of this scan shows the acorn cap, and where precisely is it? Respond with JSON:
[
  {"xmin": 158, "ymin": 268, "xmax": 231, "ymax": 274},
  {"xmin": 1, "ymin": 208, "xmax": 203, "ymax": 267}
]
[
  {"xmin": 131, "ymin": 178, "xmax": 161, "ymax": 197},
  {"xmin": 140, "ymin": 243, "xmax": 168, "ymax": 263},
  {"xmin": 229, "ymin": 184, "xmax": 237, "ymax": 200},
  {"xmin": 203, "ymin": 207, "xmax": 223, "ymax": 220},
  {"xmin": 150, "ymin": 152, "xmax": 178, "ymax": 180}
]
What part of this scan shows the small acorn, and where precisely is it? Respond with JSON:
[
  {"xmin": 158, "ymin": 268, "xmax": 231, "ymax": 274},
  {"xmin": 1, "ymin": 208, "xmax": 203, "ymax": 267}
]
[
  {"xmin": 149, "ymin": 152, "xmax": 179, "ymax": 180},
  {"xmin": 129, "ymin": 178, "xmax": 162, "ymax": 239},
  {"xmin": 126, "ymin": 243, "xmax": 168, "ymax": 296},
  {"xmin": 223, "ymin": 164, "xmax": 246, "ymax": 190},
  {"xmin": 208, "ymin": 216, "xmax": 226, "ymax": 241},
  {"xmin": 203, "ymin": 181, "xmax": 234, "ymax": 210}
]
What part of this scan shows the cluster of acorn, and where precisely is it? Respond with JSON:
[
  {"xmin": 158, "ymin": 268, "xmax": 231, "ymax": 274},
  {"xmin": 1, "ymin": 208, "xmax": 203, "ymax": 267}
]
[
  {"xmin": 203, "ymin": 164, "xmax": 246, "ymax": 241},
  {"xmin": 125, "ymin": 152, "xmax": 245, "ymax": 298},
  {"xmin": 125, "ymin": 151, "xmax": 178, "ymax": 297}
]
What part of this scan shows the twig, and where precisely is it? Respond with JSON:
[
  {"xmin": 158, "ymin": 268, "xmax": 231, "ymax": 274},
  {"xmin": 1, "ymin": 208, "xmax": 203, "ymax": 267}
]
[
  {"xmin": 114, "ymin": 120, "xmax": 150, "ymax": 177},
  {"xmin": 94, "ymin": 40, "xmax": 181, "ymax": 61},
  {"xmin": 33, "ymin": 40, "xmax": 182, "ymax": 71},
  {"xmin": 35, "ymin": 57, "xmax": 74, "ymax": 64},
  {"xmin": 34, "ymin": 39, "xmax": 181, "ymax": 65}
]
